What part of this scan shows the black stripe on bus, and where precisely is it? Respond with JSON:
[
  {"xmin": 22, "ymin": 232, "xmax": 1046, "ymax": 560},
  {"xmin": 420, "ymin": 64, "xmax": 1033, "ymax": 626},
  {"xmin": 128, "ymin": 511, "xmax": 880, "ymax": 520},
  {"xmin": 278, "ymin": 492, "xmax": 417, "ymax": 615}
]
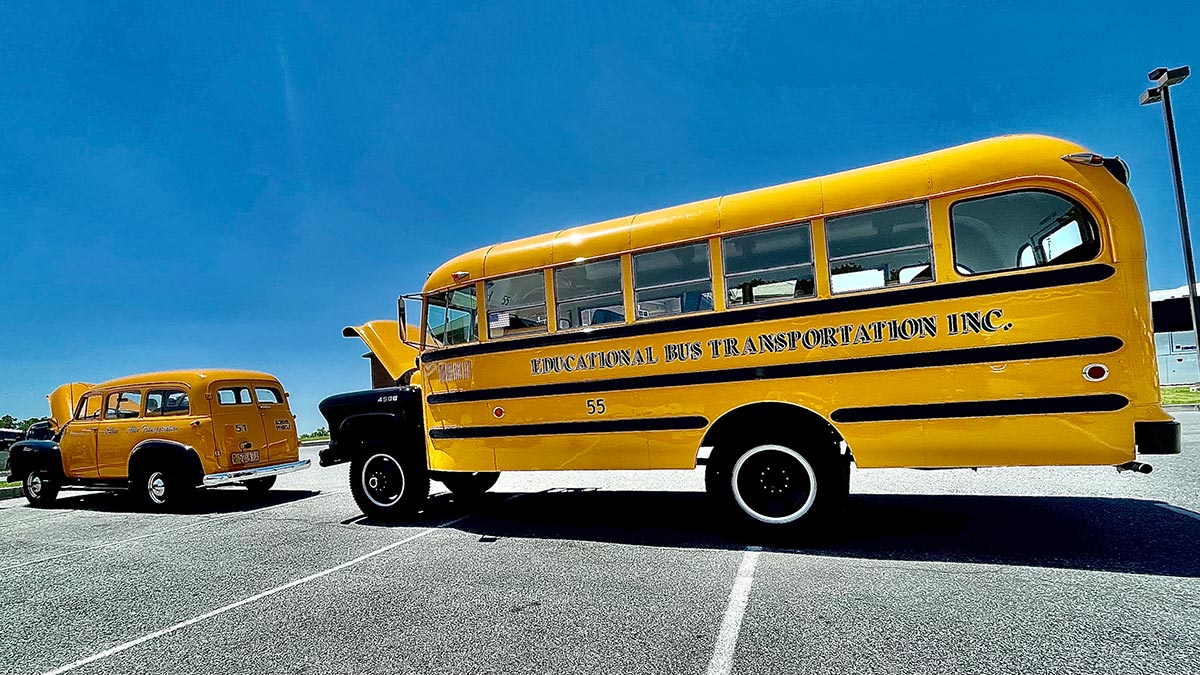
[
  {"xmin": 426, "ymin": 336, "xmax": 1123, "ymax": 405},
  {"xmin": 427, "ymin": 415, "xmax": 709, "ymax": 439},
  {"xmin": 421, "ymin": 263, "xmax": 1115, "ymax": 364},
  {"xmin": 830, "ymin": 394, "xmax": 1129, "ymax": 423}
]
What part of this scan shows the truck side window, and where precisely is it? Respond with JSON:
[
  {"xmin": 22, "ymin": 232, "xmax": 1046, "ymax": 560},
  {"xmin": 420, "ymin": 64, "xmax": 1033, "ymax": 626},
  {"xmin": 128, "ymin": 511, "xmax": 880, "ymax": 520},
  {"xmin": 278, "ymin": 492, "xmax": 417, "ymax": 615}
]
[{"xmin": 146, "ymin": 389, "xmax": 190, "ymax": 417}]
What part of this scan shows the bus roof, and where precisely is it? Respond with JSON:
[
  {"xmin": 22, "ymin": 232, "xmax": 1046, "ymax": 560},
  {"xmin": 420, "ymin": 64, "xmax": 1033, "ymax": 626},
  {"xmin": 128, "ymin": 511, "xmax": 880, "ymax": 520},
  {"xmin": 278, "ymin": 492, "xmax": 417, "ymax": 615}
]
[{"xmin": 424, "ymin": 134, "xmax": 1097, "ymax": 294}]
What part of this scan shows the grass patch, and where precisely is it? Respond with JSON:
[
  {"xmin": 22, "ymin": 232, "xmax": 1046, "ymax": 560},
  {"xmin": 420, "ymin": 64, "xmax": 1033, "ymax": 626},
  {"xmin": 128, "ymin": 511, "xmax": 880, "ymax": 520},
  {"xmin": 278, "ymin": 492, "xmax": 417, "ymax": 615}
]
[
  {"xmin": 1162, "ymin": 386, "xmax": 1200, "ymax": 405},
  {"xmin": 0, "ymin": 481, "xmax": 19, "ymax": 489}
]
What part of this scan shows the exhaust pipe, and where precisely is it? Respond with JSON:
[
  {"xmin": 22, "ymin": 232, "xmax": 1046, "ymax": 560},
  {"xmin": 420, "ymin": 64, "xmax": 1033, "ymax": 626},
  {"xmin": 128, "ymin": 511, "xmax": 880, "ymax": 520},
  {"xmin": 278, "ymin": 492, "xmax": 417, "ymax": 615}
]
[{"xmin": 1116, "ymin": 461, "xmax": 1153, "ymax": 474}]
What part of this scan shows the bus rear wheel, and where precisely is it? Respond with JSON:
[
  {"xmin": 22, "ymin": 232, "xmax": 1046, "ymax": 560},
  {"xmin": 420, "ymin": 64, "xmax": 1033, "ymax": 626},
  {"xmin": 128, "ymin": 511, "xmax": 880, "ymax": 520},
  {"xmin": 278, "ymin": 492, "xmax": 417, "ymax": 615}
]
[
  {"xmin": 438, "ymin": 471, "xmax": 499, "ymax": 500},
  {"xmin": 350, "ymin": 447, "xmax": 429, "ymax": 522},
  {"xmin": 706, "ymin": 439, "xmax": 845, "ymax": 536}
]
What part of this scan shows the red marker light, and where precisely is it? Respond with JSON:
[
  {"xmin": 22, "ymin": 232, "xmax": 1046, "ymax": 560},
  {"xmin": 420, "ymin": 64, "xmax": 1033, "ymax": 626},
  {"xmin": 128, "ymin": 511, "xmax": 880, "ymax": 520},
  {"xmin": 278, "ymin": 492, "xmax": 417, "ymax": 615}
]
[
  {"xmin": 492, "ymin": 406, "xmax": 505, "ymax": 419},
  {"xmin": 1083, "ymin": 364, "xmax": 1109, "ymax": 382}
]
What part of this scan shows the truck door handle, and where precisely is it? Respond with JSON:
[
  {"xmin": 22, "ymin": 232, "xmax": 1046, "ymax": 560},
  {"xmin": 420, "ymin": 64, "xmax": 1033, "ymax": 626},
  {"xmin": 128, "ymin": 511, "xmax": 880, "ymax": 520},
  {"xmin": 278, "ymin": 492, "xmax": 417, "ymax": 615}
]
[{"xmin": 240, "ymin": 442, "xmax": 253, "ymax": 450}]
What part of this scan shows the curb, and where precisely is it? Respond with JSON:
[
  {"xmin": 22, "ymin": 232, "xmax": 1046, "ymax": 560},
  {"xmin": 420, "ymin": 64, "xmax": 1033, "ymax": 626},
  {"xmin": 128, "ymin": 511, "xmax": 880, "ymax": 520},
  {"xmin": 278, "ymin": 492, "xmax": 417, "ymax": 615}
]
[
  {"xmin": 299, "ymin": 439, "xmax": 330, "ymax": 448},
  {"xmin": 1163, "ymin": 404, "xmax": 1200, "ymax": 412},
  {"xmin": 0, "ymin": 486, "xmax": 21, "ymax": 500}
]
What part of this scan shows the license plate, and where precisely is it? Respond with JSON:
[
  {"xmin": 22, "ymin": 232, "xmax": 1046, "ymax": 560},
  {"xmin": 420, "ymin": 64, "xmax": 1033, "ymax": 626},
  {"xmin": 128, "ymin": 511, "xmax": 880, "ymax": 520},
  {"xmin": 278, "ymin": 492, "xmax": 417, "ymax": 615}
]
[{"xmin": 231, "ymin": 450, "xmax": 260, "ymax": 465}]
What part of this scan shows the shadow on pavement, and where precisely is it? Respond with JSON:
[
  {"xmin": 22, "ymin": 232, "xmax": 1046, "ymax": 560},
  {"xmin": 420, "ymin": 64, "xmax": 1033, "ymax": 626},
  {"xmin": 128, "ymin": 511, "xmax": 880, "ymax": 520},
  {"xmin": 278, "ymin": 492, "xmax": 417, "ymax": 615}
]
[
  {"xmin": 404, "ymin": 489, "xmax": 1200, "ymax": 578},
  {"xmin": 44, "ymin": 487, "xmax": 321, "ymax": 515}
]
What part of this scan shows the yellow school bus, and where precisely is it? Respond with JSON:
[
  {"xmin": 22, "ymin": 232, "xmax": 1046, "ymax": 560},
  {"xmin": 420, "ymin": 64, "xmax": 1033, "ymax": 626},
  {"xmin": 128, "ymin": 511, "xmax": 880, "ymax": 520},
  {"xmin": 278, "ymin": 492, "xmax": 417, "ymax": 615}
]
[{"xmin": 319, "ymin": 134, "xmax": 1178, "ymax": 533}]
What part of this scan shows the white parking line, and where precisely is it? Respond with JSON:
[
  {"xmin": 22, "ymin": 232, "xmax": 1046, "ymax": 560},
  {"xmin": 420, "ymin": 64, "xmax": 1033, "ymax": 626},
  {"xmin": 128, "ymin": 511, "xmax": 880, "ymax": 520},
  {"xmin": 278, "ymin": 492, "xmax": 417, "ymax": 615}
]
[
  {"xmin": 706, "ymin": 547, "xmax": 762, "ymax": 675},
  {"xmin": 39, "ymin": 513, "xmax": 470, "ymax": 675},
  {"xmin": 0, "ymin": 493, "xmax": 328, "ymax": 575},
  {"xmin": 1156, "ymin": 502, "xmax": 1200, "ymax": 521}
]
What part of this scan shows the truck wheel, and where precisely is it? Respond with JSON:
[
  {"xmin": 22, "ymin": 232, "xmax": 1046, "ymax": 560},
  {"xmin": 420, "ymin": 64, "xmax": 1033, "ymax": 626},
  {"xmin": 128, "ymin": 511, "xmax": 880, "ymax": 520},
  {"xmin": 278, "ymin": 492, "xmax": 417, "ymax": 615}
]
[
  {"xmin": 350, "ymin": 448, "xmax": 429, "ymax": 521},
  {"xmin": 244, "ymin": 477, "xmax": 276, "ymax": 495},
  {"xmin": 134, "ymin": 466, "xmax": 194, "ymax": 512},
  {"xmin": 706, "ymin": 438, "xmax": 845, "ymax": 536},
  {"xmin": 22, "ymin": 469, "xmax": 59, "ymax": 507},
  {"xmin": 439, "ymin": 472, "xmax": 499, "ymax": 500}
]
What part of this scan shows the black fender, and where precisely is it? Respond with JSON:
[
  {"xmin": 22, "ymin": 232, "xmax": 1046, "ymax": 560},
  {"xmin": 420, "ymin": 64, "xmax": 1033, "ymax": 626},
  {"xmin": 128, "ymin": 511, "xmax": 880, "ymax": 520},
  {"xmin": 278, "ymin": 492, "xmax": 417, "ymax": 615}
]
[
  {"xmin": 322, "ymin": 411, "xmax": 423, "ymax": 467},
  {"xmin": 127, "ymin": 439, "xmax": 206, "ymax": 487},
  {"xmin": 6, "ymin": 440, "xmax": 65, "ymax": 482}
]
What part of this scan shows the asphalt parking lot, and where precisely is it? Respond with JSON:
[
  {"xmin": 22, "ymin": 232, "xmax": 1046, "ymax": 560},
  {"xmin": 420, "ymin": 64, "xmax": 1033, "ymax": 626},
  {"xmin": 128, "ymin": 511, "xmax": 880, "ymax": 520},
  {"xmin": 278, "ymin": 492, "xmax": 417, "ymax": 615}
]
[{"xmin": 2, "ymin": 415, "xmax": 1198, "ymax": 675}]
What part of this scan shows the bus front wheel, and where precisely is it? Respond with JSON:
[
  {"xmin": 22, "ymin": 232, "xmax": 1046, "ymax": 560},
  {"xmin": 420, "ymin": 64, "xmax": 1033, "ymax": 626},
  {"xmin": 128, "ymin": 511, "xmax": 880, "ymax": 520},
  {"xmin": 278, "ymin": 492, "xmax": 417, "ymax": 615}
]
[
  {"xmin": 706, "ymin": 439, "xmax": 845, "ymax": 535},
  {"xmin": 350, "ymin": 447, "xmax": 429, "ymax": 522}
]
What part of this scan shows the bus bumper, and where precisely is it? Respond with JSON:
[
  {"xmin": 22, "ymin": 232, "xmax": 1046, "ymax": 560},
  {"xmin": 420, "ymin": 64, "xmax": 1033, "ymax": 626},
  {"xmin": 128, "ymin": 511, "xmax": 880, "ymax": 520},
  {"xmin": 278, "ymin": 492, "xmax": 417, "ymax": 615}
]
[{"xmin": 1135, "ymin": 421, "xmax": 1181, "ymax": 455}]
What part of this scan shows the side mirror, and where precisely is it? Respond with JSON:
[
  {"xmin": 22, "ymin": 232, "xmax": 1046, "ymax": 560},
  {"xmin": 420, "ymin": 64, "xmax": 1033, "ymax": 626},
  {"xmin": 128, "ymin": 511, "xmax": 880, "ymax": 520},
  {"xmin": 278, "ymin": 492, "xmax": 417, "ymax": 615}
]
[{"xmin": 397, "ymin": 294, "xmax": 423, "ymax": 349}]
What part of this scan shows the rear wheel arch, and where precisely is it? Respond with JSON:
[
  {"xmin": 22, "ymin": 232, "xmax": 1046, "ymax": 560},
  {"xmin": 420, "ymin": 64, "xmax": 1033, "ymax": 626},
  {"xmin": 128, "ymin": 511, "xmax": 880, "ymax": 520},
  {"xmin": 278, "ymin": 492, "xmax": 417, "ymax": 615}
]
[
  {"xmin": 701, "ymin": 401, "xmax": 846, "ymax": 465},
  {"xmin": 128, "ymin": 440, "xmax": 205, "ymax": 487}
]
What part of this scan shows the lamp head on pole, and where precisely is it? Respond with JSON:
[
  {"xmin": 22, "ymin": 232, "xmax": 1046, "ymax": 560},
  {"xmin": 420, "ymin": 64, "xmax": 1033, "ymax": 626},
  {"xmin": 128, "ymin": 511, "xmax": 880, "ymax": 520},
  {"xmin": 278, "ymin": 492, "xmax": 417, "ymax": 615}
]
[
  {"xmin": 1148, "ymin": 65, "xmax": 1190, "ymax": 87},
  {"xmin": 1141, "ymin": 87, "xmax": 1164, "ymax": 106}
]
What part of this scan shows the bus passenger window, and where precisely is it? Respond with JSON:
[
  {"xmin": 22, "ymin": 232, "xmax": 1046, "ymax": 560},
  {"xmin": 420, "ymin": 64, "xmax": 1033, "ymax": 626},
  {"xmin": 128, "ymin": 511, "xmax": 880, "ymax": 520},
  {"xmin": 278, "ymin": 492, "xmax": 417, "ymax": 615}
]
[
  {"xmin": 951, "ymin": 190, "xmax": 1100, "ymax": 275},
  {"xmin": 486, "ymin": 272, "xmax": 548, "ymax": 339},
  {"xmin": 555, "ymin": 258, "xmax": 625, "ymax": 329},
  {"xmin": 723, "ymin": 222, "xmax": 814, "ymax": 307},
  {"xmin": 826, "ymin": 203, "xmax": 932, "ymax": 294},
  {"xmin": 426, "ymin": 286, "xmax": 478, "ymax": 346},
  {"xmin": 632, "ymin": 242, "xmax": 713, "ymax": 320}
]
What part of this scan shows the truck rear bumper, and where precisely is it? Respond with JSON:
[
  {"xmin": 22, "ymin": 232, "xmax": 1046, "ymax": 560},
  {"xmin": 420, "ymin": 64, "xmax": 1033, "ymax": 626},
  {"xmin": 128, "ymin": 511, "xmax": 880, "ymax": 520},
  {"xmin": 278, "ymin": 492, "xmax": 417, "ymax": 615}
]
[
  {"xmin": 202, "ymin": 459, "xmax": 311, "ymax": 487},
  {"xmin": 1136, "ymin": 420, "xmax": 1181, "ymax": 455}
]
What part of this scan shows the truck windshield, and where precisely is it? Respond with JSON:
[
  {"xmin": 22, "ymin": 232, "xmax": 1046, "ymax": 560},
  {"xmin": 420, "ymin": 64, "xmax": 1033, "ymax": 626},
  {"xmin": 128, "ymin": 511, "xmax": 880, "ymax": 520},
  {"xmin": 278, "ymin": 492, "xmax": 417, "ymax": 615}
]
[{"xmin": 425, "ymin": 286, "xmax": 478, "ymax": 346}]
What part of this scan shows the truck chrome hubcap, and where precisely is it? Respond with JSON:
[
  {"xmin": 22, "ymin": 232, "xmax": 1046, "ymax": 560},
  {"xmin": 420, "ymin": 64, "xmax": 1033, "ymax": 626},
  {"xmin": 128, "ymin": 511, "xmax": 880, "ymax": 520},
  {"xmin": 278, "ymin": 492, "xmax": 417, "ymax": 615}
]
[
  {"xmin": 147, "ymin": 472, "xmax": 168, "ymax": 504},
  {"xmin": 27, "ymin": 474, "xmax": 42, "ymax": 497},
  {"xmin": 362, "ymin": 454, "xmax": 404, "ymax": 507}
]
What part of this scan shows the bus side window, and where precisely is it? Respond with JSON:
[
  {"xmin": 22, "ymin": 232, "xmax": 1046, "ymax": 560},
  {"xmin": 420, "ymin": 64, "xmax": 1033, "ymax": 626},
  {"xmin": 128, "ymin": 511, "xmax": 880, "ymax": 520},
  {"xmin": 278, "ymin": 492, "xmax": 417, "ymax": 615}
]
[
  {"xmin": 486, "ymin": 271, "xmax": 548, "ymax": 339},
  {"xmin": 723, "ymin": 222, "xmax": 815, "ymax": 307},
  {"xmin": 951, "ymin": 190, "xmax": 1100, "ymax": 275},
  {"xmin": 554, "ymin": 258, "xmax": 625, "ymax": 329},
  {"xmin": 826, "ymin": 202, "xmax": 932, "ymax": 294},
  {"xmin": 632, "ymin": 242, "xmax": 714, "ymax": 320},
  {"xmin": 426, "ymin": 286, "xmax": 479, "ymax": 346}
]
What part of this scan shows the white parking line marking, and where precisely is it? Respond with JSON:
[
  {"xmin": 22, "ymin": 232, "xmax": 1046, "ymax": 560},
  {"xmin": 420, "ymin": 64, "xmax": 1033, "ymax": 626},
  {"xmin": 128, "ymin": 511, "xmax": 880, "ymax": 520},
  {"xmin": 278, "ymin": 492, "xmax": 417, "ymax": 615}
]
[
  {"xmin": 0, "ymin": 493, "xmax": 328, "ymax": 574},
  {"xmin": 39, "ymin": 514, "xmax": 471, "ymax": 675},
  {"xmin": 706, "ymin": 547, "xmax": 762, "ymax": 675},
  {"xmin": 1156, "ymin": 503, "xmax": 1200, "ymax": 521}
]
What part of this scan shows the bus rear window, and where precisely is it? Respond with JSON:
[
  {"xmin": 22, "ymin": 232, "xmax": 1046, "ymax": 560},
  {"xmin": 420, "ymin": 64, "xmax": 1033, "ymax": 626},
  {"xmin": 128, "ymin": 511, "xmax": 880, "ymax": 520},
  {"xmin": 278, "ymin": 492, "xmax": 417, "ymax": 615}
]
[{"xmin": 951, "ymin": 190, "xmax": 1100, "ymax": 275}]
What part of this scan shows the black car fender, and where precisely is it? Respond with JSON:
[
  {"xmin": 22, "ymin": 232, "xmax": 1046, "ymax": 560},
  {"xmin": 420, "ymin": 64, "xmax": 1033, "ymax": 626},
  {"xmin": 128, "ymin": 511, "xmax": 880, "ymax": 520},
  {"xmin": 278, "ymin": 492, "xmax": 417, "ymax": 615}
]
[{"xmin": 6, "ymin": 440, "xmax": 65, "ymax": 482}]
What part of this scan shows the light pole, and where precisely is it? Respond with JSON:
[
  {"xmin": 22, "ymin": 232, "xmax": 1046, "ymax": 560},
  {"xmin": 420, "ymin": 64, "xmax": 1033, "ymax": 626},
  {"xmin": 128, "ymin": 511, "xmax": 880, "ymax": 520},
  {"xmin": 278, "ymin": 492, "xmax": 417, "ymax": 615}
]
[{"xmin": 1141, "ymin": 66, "xmax": 1196, "ymax": 353}]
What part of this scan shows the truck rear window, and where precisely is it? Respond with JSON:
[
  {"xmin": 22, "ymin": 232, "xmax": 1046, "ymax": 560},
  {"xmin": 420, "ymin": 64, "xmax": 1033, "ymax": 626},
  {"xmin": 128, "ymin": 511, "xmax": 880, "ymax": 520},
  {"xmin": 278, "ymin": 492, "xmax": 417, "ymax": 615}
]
[{"xmin": 217, "ymin": 387, "xmax": 253, "ymax": 405}]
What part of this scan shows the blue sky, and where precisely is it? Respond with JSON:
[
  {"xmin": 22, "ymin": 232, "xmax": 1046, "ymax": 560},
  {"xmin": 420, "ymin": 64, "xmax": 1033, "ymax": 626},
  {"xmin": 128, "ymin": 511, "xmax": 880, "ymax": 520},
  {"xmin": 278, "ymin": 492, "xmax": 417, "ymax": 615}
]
[{"xmin": 1, "ymin": 1, "xmax": 1197, "ymax": 429}]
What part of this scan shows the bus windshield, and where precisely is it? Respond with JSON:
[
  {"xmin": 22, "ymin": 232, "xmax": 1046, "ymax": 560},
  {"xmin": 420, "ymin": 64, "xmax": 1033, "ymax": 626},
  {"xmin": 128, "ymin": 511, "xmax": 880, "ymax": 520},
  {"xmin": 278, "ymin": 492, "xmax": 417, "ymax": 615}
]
[{"xmin": 425, "ymin": 286, "xmax": 478, "ymax": 346}]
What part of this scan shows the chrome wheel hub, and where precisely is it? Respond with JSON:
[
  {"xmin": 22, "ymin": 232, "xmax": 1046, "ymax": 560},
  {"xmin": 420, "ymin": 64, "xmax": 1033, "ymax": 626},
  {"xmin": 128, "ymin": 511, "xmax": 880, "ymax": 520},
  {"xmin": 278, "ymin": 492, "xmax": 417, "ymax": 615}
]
[
  {"xmin": 362, "ymin": 454, "xmax": 405, "ymax": 508},
  {"xmin": 27, "ymin": 474, "xmax": 42, "ymax": 497},
  {"xmin": 147, "ymin": 472, "xmax": 168, "ymax": 504}
]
